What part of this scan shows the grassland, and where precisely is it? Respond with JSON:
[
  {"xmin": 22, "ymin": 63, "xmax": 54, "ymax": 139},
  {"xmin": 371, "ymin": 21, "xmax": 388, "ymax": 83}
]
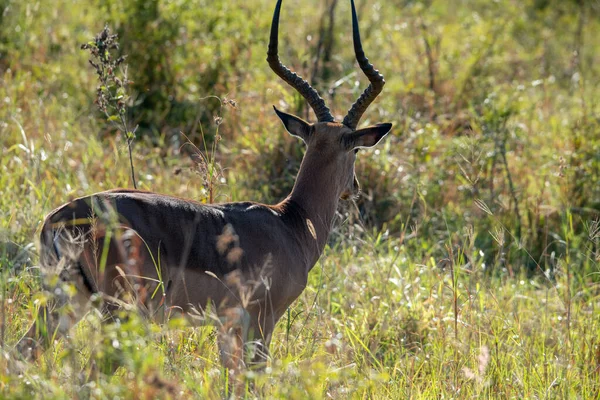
[{"xmin": 0, "ymin": 0, "xmax": 599, "ymax": 398}]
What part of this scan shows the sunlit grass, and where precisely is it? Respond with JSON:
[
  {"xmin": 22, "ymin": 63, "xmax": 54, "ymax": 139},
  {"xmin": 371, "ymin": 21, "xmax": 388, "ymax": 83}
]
[
  {"xmin": 1, "ymin": 0, "xmax": 599, "ymax": 398},
  {"xmin": 2, "ymin": 232, "xmax": 598, "ymax": 398}
]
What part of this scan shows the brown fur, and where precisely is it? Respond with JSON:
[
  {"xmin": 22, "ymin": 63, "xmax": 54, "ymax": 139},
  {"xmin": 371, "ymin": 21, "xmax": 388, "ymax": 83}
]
[{"xmin": 16, "ymin": 0, "xmax": 393, "ymax": 376}]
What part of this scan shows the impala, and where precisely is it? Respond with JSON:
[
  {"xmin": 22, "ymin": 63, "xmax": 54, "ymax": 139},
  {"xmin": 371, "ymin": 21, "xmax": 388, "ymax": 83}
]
[{"xmin": 16, "ymin": 0, "xmax": 392, "ymax": 372}]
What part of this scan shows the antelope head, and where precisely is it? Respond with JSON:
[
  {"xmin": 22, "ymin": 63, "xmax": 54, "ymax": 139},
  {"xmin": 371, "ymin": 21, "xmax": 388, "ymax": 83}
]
[{"xmin": 267, "ymin": 0, "xmax": 392, "ymax": 201}]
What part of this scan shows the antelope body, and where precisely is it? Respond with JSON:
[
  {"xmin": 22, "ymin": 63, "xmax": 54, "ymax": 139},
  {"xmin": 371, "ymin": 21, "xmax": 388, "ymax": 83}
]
[{"xmin": 17, "ymin": 0, "xmax": 392, "ymax": 371}]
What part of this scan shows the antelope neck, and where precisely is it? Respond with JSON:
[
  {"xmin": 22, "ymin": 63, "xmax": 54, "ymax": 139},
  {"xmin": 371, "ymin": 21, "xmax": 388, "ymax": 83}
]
[{"xmin": 288, "ymin": 155, "xmax": 340, "ymax": 259}]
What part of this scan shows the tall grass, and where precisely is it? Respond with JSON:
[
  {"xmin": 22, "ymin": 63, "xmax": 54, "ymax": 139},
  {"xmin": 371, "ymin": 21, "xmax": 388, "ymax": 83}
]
[{"xmin": 0, "ymin": 0, "xmax": 599, "ymax": 398}]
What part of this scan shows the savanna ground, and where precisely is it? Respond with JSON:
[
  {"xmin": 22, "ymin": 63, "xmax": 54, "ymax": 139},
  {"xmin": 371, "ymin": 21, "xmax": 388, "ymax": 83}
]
[{"xmin": 1, "ymin": 0, "xmax": 600, "ymax": 398}]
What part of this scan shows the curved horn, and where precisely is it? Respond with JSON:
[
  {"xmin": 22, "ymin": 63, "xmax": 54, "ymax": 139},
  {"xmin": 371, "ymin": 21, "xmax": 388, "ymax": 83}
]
[
  {"xmin": 342, "ymin": 0, "xmax": 385, "ymax": 130},
  {"xmin": 267, "ymin": 0, "xmax": 334, "ymax": 123}
]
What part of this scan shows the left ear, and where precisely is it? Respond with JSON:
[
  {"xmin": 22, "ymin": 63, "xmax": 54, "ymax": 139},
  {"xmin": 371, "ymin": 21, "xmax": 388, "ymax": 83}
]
[
  {"xmin": 273, "ymin": 106, "xmax": 312, "ymax": 143},
  {"xmin": 344, "ymin": 123, "xmax": 392, "ymax": 150}
]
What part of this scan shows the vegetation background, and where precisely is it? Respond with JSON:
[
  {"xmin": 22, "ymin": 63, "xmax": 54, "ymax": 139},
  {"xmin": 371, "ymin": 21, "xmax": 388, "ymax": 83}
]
[{"xmin": 0, "ymin": 0, "xmax": 599, "ymax": 398}]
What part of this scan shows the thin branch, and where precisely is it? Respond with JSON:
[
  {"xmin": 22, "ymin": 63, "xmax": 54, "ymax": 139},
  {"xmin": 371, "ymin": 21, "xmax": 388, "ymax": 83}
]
[{"xmin": 82, "ymin": 26, "xmax": 137, "ymax": 189}]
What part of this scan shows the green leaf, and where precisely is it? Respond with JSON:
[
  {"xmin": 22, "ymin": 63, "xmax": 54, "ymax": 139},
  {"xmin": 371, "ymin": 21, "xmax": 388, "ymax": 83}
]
[{"xmin": 107, "ymin": 115, "xmax": 120, "ymax": 122}]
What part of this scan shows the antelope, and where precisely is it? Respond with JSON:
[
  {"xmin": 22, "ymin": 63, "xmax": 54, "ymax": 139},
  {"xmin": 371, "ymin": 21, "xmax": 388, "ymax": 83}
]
[{"xmin": 16, "ymin": 0, "xmax": 391, "ymax": 373}]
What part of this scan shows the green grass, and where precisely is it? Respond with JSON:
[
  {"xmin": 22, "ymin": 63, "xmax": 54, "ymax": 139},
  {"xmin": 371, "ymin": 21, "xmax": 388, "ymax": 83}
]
[{"xmin": 1, "ymin": 0, "xmax": 599, "ymax": 398}]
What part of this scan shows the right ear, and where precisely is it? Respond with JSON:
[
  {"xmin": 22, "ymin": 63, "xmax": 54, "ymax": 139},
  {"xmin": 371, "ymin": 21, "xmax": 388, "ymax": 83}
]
[
  {"xmin": 343, "ymin": 123, "xmax": 392, "ymax": 150},
  {"xmin": 273, "ymin": 106, "xmax": 312, "ymax": 142}
]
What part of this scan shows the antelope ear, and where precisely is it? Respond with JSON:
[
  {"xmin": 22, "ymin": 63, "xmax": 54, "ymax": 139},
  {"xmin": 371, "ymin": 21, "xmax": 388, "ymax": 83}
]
[
  {"xmin": 344, "ymin": 123, "xmax": 392, "ymax": 150},
  {"xmin": 273, "ymin": 106, "xmax": 312, "ymax": 142}
]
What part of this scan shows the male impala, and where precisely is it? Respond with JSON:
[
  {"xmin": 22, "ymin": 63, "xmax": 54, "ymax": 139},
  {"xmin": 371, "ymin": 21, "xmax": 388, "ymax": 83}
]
[{"xmin": 17, "ymin": 0, "xmax": 391, "ymax": 372}]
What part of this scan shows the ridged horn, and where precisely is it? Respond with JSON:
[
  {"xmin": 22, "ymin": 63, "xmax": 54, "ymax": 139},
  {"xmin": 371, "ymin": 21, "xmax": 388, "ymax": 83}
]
[
  {"xmin": 267, "ymin": 0, "xmax": 334, "ymax": 122},
  {"xmin": 342, "ymin": 0, "xmax": 385, "ymax": 130}
]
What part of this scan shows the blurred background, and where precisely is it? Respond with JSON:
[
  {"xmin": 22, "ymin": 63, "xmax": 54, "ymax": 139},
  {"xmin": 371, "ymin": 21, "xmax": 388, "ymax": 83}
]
[
  {"xmin": 0, "ymin": 0, "xmax": 599, "ymax": 396},
  {"xmin": 2, "ymin": 0, "xmax": 598, "ymax": 276}
]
